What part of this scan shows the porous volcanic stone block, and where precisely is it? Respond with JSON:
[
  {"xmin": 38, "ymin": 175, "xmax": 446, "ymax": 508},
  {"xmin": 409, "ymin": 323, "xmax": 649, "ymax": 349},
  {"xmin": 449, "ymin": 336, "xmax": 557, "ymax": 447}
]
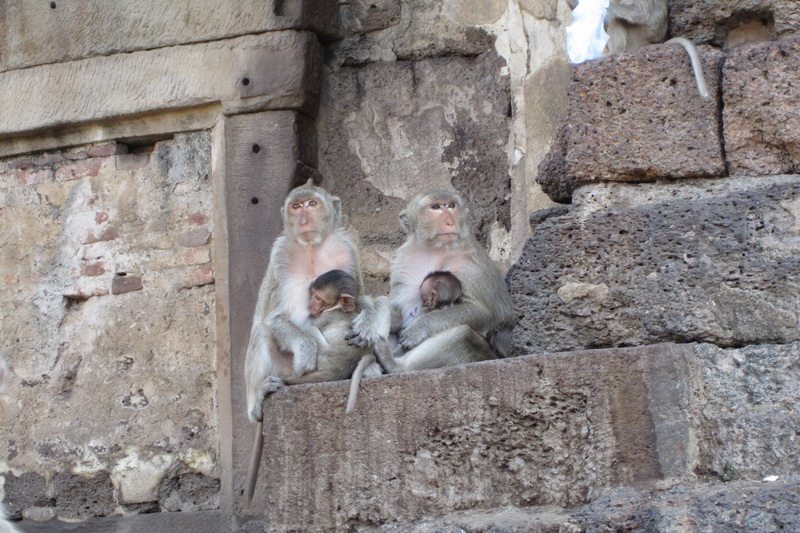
[
  {"xmin": 509, "ymin": 176, "xmax": 800, "ymax": 354},
  {"xmin": 669, "ymin": 0, "xmax": 800, "ymax": 45},
  {"xmin": 257, "ymin": 343, "xmax": 696, "ymax": 531},
  {"xmin": 537, "ymin": 44, "xmax": 725, "ymax": 202},
  {"xmin": 724, "ymin": 39, "xmax": 800, "ymax": 175}
]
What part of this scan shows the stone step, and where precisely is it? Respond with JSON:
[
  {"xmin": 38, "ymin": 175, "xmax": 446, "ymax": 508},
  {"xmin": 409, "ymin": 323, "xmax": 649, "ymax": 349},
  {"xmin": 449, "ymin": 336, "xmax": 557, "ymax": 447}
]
[{"xmin": 251, "ymin": 341, "xmax": 800, "ymax": 531}]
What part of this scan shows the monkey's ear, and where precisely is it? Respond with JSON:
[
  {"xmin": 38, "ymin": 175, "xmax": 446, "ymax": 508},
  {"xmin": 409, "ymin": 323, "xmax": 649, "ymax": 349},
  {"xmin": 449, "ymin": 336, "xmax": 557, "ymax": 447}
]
[
  {"xmin": 399, "ymin": 210, "xmax": 412, "ymax": 233},
  {"xmin": 340, "ymin": 294, "xmax": 356, "ymax": 313}
]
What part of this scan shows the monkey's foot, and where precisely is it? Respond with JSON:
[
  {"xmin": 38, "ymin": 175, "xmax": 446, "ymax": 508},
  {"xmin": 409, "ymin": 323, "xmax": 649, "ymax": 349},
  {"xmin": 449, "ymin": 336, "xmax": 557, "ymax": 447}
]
[{"xmin": 263, "ymin": 376, "xmax": 286, "ymax": 395}]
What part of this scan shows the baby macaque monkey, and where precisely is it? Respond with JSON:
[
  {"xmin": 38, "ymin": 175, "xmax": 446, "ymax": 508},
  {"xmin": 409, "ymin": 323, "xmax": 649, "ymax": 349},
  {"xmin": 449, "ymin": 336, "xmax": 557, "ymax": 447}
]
[
  {"xmin": 420, "ymin": 270, "xmax": 463, "ymax": 311},
  {"xmin": 284, "ymin": 269, "xmax": 382, "ymax": 408}
]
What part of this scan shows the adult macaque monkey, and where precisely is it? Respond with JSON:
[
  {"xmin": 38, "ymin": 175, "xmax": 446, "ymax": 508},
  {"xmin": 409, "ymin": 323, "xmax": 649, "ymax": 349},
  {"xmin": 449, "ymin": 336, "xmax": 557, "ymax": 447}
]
[
  {"xmin": 568, "ymin": 0, "xmax": 710, "ymax": 99},
  {"xmin": 382, "ymin": 189, "xmax": 514, "ymax": 372},
  {"xmin": 243, "ymin": 182, "xmax": 387, "ymax": 508},
  {"xmin": 244, "ymin": 180, "xmax": 387, "ymax": 423}
]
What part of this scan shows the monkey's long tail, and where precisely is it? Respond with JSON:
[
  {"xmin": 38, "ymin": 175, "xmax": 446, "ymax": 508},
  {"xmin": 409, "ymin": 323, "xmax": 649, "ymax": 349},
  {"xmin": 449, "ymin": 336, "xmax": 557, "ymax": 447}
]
[
  {"xmin": 243, "ymin": 421, "xmax": 264, "ymax": 510},
  {"xmin": 666, "ymin": 37, "xmax": 710, "ymax": 100},
  {"xmin": 346, "ymin": 355, "xmax": 375, "ymax": 414}
]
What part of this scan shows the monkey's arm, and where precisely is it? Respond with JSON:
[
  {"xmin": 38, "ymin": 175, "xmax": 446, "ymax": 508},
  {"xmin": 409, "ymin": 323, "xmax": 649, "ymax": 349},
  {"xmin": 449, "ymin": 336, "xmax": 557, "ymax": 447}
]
[
  {"xmin": 268, "ymin": 312, "xmax": 319, "ymax": 376},
  {"xmin": 244, "ymin": 258, "xmax": 283, "ymax": 422},
  {"xmin": 397, "ymin": 296, "xmax": 495, "ymax": 350},
  {"xmin": 347, "ymin": 295, "xmax": 391, "ymax": 348}
]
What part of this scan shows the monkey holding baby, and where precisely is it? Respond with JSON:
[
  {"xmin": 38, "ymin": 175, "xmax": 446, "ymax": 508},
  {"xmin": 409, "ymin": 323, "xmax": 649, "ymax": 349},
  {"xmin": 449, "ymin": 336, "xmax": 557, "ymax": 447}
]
[
  {"xmin": 244, "ymin": 180, "xmax": 388, "ymax": 424},
  {"xmin": 379, "ymin": 189, "xmax": 515, "ymax": 372}
]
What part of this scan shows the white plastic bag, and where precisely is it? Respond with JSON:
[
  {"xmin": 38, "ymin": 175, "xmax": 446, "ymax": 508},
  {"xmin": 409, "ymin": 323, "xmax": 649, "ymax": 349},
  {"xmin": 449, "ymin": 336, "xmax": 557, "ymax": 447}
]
[{"xmin": 566, "ymin": 0, "xmax": 610, "ymax": 64}]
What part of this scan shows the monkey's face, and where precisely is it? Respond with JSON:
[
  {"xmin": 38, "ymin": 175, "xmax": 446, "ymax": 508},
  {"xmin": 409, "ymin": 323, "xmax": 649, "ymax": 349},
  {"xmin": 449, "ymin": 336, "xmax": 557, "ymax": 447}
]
[
  {"xmin": 288, "ymin": 194, "xmax": 327, "ymax": 244},
  {"xmin": 419, "ymin": 198, "xmax": 461, "ymax": 246},
  {"xmin": 308, "ymin": 288, "xmax": 335, "ymax": 318}
]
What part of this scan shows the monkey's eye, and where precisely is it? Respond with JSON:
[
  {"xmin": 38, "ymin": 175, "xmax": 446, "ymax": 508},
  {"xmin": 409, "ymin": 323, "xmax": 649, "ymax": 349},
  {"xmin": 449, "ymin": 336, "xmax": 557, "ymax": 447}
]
[
  {"xmin": 307, "ymin": 200, "xmax": 318, "ymax": 207},
  {"xmin": 291, "ymin": 202, "xmax": 302, "ymax": 210},
  {"xmin": 446, "ymin": 202, "xmax": 456, "ymax": 209},
  {"xmin": 430, "ymin": 203, "xmax": 441, "ymax": 210}
]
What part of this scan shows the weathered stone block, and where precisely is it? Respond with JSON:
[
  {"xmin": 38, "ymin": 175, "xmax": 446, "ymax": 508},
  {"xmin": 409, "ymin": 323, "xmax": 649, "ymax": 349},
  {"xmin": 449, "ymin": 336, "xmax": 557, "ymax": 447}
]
[
  {"xmin": 51, "ymin": 472, "xmax": 116, "ymax": 520},
  {"xmin": 537, "ymin": 44, "xmax": 725, "ymax": 202},
  {"xmin": 256, "ymin": 343, "xmax": 696, "ymax": 531},
  {"xmin": 2, "ymin": 472, "xmax": 48, "ymax": 519},
  {"xmin": 723, "ymin": 39, "xmax": 800, "ymax": 175},
  {"xmin": 692, "ymin": 342, "xmax": 800, "ymax": 481},
  {"xmin": 0, "ymin": 0, "xmax": 340, "ymax": 71},
  {"xmin": 669, "ymin": 0, "xmax": 800, "ymax": 45},
  {"xmin": 571, "ymin": 477, "xmax": 800, "ymax": 532},
  {"xmin": 509, "ymin": 176, "xmax": 800, "ymax": 354},
  {"xmin": 0, "ymin": 32, "xmax": 322, "ymax": 143},
  {"xmin": 318, "ymin": 51, "xmax": 511, "ymax": 251}
]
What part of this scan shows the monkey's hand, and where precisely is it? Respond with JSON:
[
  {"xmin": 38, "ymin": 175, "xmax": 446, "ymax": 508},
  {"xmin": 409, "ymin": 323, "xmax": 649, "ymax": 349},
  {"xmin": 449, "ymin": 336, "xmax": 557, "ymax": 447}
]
[
  {"xmin": 347, "ymin": 296, "xmax": 391, "ymax": 348},
  {"xmin": 292, "ymin": 336, "xmax": 319, "ymax": 376},
  {"xmin": 397, "ymin": 319, "xmax": 431, "ymax": 350}
]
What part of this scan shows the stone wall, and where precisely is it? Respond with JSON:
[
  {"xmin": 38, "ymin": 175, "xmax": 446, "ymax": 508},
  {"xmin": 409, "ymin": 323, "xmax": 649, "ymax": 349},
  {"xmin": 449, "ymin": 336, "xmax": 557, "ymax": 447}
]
[
  {"xmin": 1, "ymin": 0, "xmax": 800, "ymax": 531},
  {"xmin": 0, "ymin": 134, "xmax": 219, "ymax": 520},
  {"xmin": 317, "ymin": 0, "xmax": 571, "ymax": 286}
]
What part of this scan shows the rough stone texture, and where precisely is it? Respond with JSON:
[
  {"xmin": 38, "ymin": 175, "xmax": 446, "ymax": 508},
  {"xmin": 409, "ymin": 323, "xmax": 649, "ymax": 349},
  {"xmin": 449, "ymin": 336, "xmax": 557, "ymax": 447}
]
[
  {"xmin": 0, "ymin": 132, "xmax": 219, "ymax": 519},
  {"xmin": 0, "ymin": 32, "xmax": 322, "ymax": 142},
  {"xmin": 509, "ymin": 176, "xmax": 800, "ymax": 354},
  {"xmin": 16, "ymin": 510, "xmax": 231, "ymax": 532},
  {"xmin": 692, "ymin": 342, "xmax": 800, "ymax": 482},
  {"xmin": 536, "ymin": 44, "xmax": 725, "ymax": 203},
  {"xmin": 331, "ymin": 0, "xmax": 501, "ymax": 66},
  {"xmin": 352, "ymin": 477, "xmax": 800, "ymax": 532},
  {"xmin": 723, "ymin": 39, "xmax": 800, "ymax": 175},
  {"xmin": 257, "ymin": 344, "xmax": 692, "ymax": 531},
  {"xmin": 0, "ymin": 0, "xmax": 340, "ymax": 72},
  {"xmin": 254, "ymin": 341, "xmax": 800, "ymax": 531},
  {"xmin": 317, "ymin": 50, "xmax": 512, "ymax": 288},
  {"xmin": 669, "ymin": 0, "xmax": 800, "ymax": 46}
]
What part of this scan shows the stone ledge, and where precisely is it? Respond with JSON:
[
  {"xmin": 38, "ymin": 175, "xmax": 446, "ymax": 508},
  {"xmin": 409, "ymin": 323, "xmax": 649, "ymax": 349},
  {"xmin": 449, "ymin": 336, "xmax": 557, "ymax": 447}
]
[
  {"xmin": 254, "ymin": 343, "xmax": 689, "ymax": 530},
  {"xmin": 0, "ymin": 32, "xmax": 322, "ymax": 146},
  {"xmin": 251, "ymin": 341, "xmax": 800, "ymax": 531}
]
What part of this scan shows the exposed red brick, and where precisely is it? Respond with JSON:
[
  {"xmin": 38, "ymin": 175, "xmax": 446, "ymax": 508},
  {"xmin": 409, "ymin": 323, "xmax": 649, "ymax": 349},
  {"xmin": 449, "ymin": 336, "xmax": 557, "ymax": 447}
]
[
  {"xmin": 178, "ymin": 267, "xmax": 215, "ymax": 289},
  {"xmin": 9, "ymin": 158, "xmax": 34, "ymax": 170},
  {"xmin": 32, "ymin": 153, "xmax": 65, "ymax": 166},
  {"xmin": 55, "ymin": 159, "xmax": 103, "ymax": 182},
  {"xmin": 81, "ymin": 263, "xmax": 106, "ymax": 277},
  {"xmin": 111, "ymin": 275, "xmax": 143, "ymax": 295},
  {"xmin": 188, "ymin": 212, "xmax": 210, "ymax": 225},
  {"xmin": 82, "ymin": 227, "xmax": 120, "ymax": 244},
  {"xmin": 63, "ymin": 284, "xmax": 109, "ymax": 301},
  {"xmin": 64, "ymin": 149, "xmax": 89, "ymax": 160},
  {"xmin": 87, "ymin": 143, "xmax": 129, "ymax": 158},
  {"xmin": 177, "ymin": 227, "xmax": 210, "ymax": 247}
]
